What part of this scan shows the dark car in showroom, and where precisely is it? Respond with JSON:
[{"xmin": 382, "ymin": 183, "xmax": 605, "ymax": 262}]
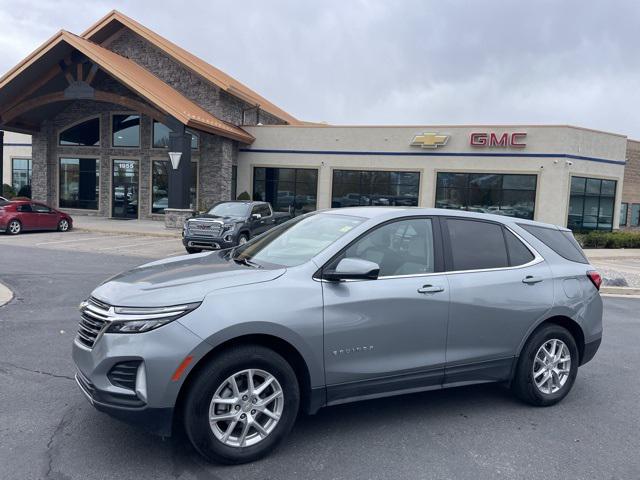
[
  {"xmin": 182, "ymin": 201, "xmax": 291, "ymax": 253},
  {"xmin": 0, "ymin": 199, "xmax": 73, "ymax": 234}
]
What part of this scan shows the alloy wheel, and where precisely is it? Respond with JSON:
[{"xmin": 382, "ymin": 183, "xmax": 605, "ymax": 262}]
[
  {"xmin": 59, "ymin": 219, "xmax": 69, "ymax": 231},
  {"xmin": 532, "ymin": 338, "xmax": 571, "ymax": 394},
  {"xmin": 238, "ymin": 235, "xmax": 248, "ymax": 245},
  {"xmin": 208, "ymin": 368, "xmax": 284, "ymax": 448},
  {"xmin": 8, "ymin": 220, "xmax": 20, "ymax": 234}
]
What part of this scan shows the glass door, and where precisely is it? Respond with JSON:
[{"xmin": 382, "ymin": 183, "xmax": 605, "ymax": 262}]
[{"xmin": 112, "ymin": 159, "xmax": 139, "ymax": 219}]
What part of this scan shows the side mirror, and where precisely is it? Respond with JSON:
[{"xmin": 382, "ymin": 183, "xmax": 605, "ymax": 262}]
[
  {"xmin": 323, "ymin": 258, "xmax": 380, "ymax": 281},
  {"xmin": 251, "ymin": 213, "xmax": 262, "ymax": 220}
]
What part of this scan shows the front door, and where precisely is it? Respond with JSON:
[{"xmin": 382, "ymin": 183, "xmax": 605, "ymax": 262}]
[
  {"xmin": 32, "ymin": 203, "xmax": 58, "ymax": 229},
  {"xmin": 322, "ymin": 217, "xmax": 449, "ymax": 403},
  {"xmin": 112, "ymin": 159, "xmax": 139, "ymax": 219}
]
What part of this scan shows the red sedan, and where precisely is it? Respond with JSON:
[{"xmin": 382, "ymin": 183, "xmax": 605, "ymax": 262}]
[{"xmin": 0, "ymin": 199, "xmax": 73, "ymax": 235}]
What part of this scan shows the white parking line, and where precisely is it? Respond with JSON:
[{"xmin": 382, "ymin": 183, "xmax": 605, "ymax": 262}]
[{"xmin": 35, "ymin": 235, "xmax": 108, "ymax": 246}]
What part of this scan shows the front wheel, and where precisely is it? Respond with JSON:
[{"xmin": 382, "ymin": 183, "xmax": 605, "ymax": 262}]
[
  {"xmin": 237, "ymin": 233, "xmax": 249, "ymax": 245},
  {"xmin": 512, "ymin": 324, "xmax": 579, "ymax": 406},
  {"xmin": 183, "ymin": 345, "xmax": 300, "ymax": 464},
  {"xmin": 58, "ymin": 219, "xmax": 70, "ymax": 232},
  {"xmin": 6, "ymin": 219, "xmax": 21, "ymax": 235}
]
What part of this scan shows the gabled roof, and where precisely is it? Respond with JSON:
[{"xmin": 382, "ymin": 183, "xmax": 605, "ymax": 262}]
[
  {"xmin": 82, "ymin": 10, "xmax": 300, "ymax": 125},
  {"xmin": 0, "ymin": 31, "xmax": 254, "ymax": 143}
]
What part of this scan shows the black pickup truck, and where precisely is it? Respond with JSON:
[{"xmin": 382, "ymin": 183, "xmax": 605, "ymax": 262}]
[{"xmin": 182, "ymin": 200, "xmax": 291, "ymax": 253}]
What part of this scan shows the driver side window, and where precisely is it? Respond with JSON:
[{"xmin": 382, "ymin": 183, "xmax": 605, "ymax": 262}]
[{"xmin": 336, "ymin": 218, "xmax": 435, "ymax": 277}]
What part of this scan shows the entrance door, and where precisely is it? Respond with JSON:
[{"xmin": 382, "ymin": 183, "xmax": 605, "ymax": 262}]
[{"xmin": 112, "ymin": 159, "xmax": 139, "ymax": 219}]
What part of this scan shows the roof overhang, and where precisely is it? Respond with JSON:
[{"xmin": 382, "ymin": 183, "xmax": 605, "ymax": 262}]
[{"xmin": 0, "ymin": 30, "xmax": 254, "ymax": 143}]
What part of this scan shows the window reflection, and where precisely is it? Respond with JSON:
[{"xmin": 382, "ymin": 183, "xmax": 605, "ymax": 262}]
[
  {"xmin": 252, "ymin": 167, "xmax": 318, "ymax": 216},
  {"xmin": 567, "ymin": 176, "xmax": 617, "ymax": 231},
  {"xmin": 59, "ymin": 158, "xmax": 99, "ymax": 209},
  {"xmin": 332, "ymin": 170, "xmax": 420, "ymax": 208}
]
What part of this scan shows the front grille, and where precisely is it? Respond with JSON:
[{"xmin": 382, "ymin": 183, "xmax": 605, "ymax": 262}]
[
  {"xmin": 187, "ymin": 220, "xmax": 223, "ymax": 237},
  {"xmin": 76, "ymin": 297, "xmax": 111, "ymax": 349},
  {"xmin": 107, "ymin": 361, "xmax": 140, "ymax": 391}
]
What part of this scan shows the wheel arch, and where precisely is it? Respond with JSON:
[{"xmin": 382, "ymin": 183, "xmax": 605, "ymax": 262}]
[
  {"xmin": 174, "ymin": 333, "xmax": 318, "ymax": 432},
  {"xmin": 518, "ymin": 315, "xmax": 586, "ymax": 364}
]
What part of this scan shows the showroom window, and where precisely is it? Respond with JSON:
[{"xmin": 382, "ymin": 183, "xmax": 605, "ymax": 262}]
[
  {"xmin": 11, "ymin": 158, "xmax": 32, "ymax": 196},
  {"xmin": 253, "ymin": 167, "xmax": 318, "ymax": 216},
  {"xmin": 112, "ymin": 114, "xmax": 140, "ymax": 147},
  {"xmin": 59, "ymin": 158, "xmax": 100, "ymax": 209},
  {"xmin": 567, "ymin": 176, "xmax": 617, "ymax": 231},
  {"xmin": 59, "ymin": 117, "xmax": 100, "ymax": 146},
  {"xmin": 436, "ymin": 173, "xmax": 536, "ymax": 220},
  {"xmin": 331, "ymin": 170, "xmax": 420, "ymax": 208},
  {"xmin": 151, "ymin": 160, "xmax": 198, "ymax": 213},
  {"xmin": 152, "ymin": 121, "xmax": 199, "ymax": 149},
  {"xmin": 631, "ymin": 204, "xmax": 640, "ymax": 227},
  {"xmin": 620, "ymin": 203, "xmax": 628, "ymax": 227}
]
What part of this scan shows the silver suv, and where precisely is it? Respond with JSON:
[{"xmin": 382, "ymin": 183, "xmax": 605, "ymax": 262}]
[{"xmin": 72, "ymin": 208, "xmax": 603, "ymax": 464}]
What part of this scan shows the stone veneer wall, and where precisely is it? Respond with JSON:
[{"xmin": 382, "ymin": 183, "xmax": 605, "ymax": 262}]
[{"xmin": 622, "ymin": 139, "xmax": 640, "ymax": 229}]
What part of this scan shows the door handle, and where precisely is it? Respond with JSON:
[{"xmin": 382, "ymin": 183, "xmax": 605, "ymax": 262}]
[
  {"xmin": 522, "ymin": 275, "xmax": 543, "ymax": 285},
  {"xmin": 417, "ymin": 285, "xmax": 445, "ymax": 294}
]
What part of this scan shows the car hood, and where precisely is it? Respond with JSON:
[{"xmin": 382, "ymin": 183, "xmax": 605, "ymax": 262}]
[
  {"xmin": 91, "ymin": 251, "xmax": 285, "ymax": 307},
  {"xmin": 188, "ymin": 214, "xmax": 243, "ymax": 222}
]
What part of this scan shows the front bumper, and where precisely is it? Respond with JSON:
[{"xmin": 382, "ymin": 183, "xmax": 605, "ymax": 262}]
[{"xmin": 72, "ymin": 319, "xmax": 205, "ymax": 436}]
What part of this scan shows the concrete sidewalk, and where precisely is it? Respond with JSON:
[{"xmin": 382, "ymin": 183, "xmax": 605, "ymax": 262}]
[{"xmin": 72, "ymin": 216, "xmax": 181, "ymax": 238}]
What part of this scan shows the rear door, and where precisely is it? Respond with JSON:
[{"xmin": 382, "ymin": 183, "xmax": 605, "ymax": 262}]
[
  {"xmin": 32, "ymin": 203, "xmax": 58, "ymax": 230},
  {"xmin": 441, "ymin": 217, "xmax": 554, "ymax": 383},
  {"xmin": 15, "ymin": 203, "xmax": 38, "ymax": 230},
  {"xmin": 322, "ymin": 216, "xmax": 449, "ymax": 403}
]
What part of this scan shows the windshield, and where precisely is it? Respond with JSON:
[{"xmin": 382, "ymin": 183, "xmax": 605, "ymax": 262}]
[
  {"xmin": 232, "ymin": 213, "xmax": 365, "ymax": 267},
  {"xmin": 207, "ymin": 202, "xmax": 250, "ymax": 217}
]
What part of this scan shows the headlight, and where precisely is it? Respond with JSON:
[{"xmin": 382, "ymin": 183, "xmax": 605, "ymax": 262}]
[
  {"xmin": 222, "ymin": 223, "xmax": 235, "ymax": 232},
  {"xmin": 105, "ymin": 302, "xmax": 201, "ymax": 334}
]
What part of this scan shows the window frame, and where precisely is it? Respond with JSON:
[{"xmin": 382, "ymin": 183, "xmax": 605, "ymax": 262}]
[
  {"xmin": 252, "ymin": 166, "xmax": 319, "ymax": 216},
  {"xmin": 440, "ymin": 217, "xmax": 542, "ymax": 274},
  {"xmin": 567, "ymin": 175, "xmax": 617, "ymax": 232},
  {"xmin": 11, "ymin": 157, "xmax": 32, "ymax": 192},
  {"xmin": 57, "ymin": 156, "xmax": 101, "ymax": 211},
  {"xmin": 620, "ymin": 202, "xmax": 628, "ymax": 227},
  {"xmin": 150, "ymin": 120, "xmax": 200, "ymax": 151},
  {"xmin": 318, "ymin": 216, "xmax": 445, "ymax": 280},
  {"xmin": 631, "ymin": 204, "xmax": 640, "ymax": 227},
  {"xmin": 331, "ymin": 168, "xmax": 422, "ymax": 208},
  {"xmin": 149, "ymin": 158, "xmax": 199, "ymax": 215}
]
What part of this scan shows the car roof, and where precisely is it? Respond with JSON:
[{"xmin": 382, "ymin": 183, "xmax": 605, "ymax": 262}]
[{"xmin": 320, "ymin": 206, "xmax": 566, "ymax": 230}]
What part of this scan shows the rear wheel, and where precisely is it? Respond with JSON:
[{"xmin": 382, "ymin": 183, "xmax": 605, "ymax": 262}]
[
  {"xmin": 58, "ymin": 219, "xmax": 70, "ymax": 232},
  {"xmin": 183, "ymin": 345, "xmax": 299, "ymax": 464},
  {"xmin": 185, "ymin": 247, "xmax": 202, "ymax": 254},
  {"xmin": 6, "ymin": 219, "xmax": 21, "ymax": 235},
  {"xmin": 512, "ymin": 324, "xmax": 579, "ymax": 406}
]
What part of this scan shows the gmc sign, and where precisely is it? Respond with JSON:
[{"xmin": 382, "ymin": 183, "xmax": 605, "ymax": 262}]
[{"xmin": 470, "ymin": 132, "xmax": 526, "ymax": 148}]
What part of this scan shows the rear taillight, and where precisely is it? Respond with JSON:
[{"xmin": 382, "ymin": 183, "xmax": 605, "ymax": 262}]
[{"xmin": 587, "ymin": 270, "xmax": 602, "ymax": 290}]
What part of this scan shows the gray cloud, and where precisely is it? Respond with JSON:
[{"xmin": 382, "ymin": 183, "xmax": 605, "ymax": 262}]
[{"xmin": 1, "ymin": 0, "xmax": 639, "ymax": 137}]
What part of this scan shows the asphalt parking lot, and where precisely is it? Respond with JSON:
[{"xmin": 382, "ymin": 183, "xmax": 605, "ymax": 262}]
[{"xmin": 1, "ymin": 238, "xmax": 639, "ymax": 479}]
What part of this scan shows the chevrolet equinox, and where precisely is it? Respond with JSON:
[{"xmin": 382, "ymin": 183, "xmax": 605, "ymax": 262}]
[{"xmin": 72, "ymin": 207, "xmax": 603, "ymax": 464}]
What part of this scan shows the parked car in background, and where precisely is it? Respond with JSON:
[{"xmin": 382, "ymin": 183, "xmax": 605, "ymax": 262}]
[
  {"xmin": 73, "ymin": 207, "xmax": 602, "ymax": 464},
  {"xmin": 182, "ymin": 200, "xmax": 291, "ymax": 253},
  {"xmin": 0, "ymin": 199, "xmax": 73, "ymax": 235}
]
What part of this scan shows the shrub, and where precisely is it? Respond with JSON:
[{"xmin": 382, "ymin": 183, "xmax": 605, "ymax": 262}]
[
  {"xmin": 576, "ymin": 231, "xmax": 640, "ymax": 249},
  {"xmin": 2, "ymin": 184, "xmax": 16, "ymax": 199},
  {"xmin": 17, "ymin": 184, "xmax": 31, "ymax": 198},
  {"xmin": 237, "ymin": 191, "xmax": 251, "ymax": 200}
]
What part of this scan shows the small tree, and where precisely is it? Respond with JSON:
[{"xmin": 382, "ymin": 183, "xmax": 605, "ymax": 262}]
[
  {"xmin": 237, "ymin": 191, "xmax": 251, "ymax": 200},
  {"xmin": 2, "ymin": 184, "xmax": 16, "ymax": 199}
]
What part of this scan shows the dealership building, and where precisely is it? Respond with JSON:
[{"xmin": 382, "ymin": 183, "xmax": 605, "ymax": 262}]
[{"xmin": 0, "ymin": 11, "xmax": 637, "ymax": 231}]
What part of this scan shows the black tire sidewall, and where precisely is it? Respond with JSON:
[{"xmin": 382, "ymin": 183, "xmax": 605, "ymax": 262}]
[
  {"xmin": 184, "ymin": 345, "xmax": 300, "ymax": 464},
  {"xmin": 514, "ymin": 324, "xmax": 579, "ymax": 406}
]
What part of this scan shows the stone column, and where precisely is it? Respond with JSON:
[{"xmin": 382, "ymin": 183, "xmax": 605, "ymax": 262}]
[{"xmin": 31, "ymin": 123, "xmax": 51, "ymax": 204}]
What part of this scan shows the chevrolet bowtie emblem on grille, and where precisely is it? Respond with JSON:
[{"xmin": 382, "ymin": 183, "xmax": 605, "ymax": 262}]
[{"xmin": 410, "ymin": 132, "xmax": 449, "ymax": 149}]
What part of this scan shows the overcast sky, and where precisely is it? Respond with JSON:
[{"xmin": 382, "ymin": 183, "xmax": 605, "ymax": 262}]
[{"xmin": 1, "ymin": 0, "xmax": 639, "ymax": 137}]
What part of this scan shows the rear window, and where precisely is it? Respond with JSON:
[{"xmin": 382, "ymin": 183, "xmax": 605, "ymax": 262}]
[
  {"xmin": 446, "ymin": 219, "xmax": 509, "ymax": 271},
  {"xmin": 518, "ymin": 224, "xmax": 588, "ymax": 264}
]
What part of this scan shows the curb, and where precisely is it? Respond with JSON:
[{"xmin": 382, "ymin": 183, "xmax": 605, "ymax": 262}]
[
  {"xmin": 600, "ymin": 286, "xmax": 640, "ymax": 296},
  {"xmin": 73, "ymin": 227, "xmax": 181, "ymax": 239},
  {"xmin": 0, "ymin": 281, "xmax": 14, "ymax": 307}
]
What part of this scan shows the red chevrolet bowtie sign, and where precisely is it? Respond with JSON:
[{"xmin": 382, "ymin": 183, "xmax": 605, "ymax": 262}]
[{"xmin": 470, "ymin": 132, "xmax": 527, "ymax": 148}]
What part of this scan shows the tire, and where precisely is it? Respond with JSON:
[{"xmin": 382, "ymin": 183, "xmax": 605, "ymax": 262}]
[
  {"xmin": 186, "ymin": 247, "xmax": 202, "ymax": 254},
  {"xmin": 58, "ymin": 219, "xmax": 70, "ymax": 232},
  {"xmin": 237, "ymin": 233, "xmax": 249, "ymax": 245},
  {"xmin": 512, "ymin": 324, "xmax": 579, "ymax": 406},
  {"xmin": 6, "ymin": 219, "xmax": 21, "ymax": 235},
  {"xmin": 183, "ymin": 345, "xmax": 300, "ymax": 464}
]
